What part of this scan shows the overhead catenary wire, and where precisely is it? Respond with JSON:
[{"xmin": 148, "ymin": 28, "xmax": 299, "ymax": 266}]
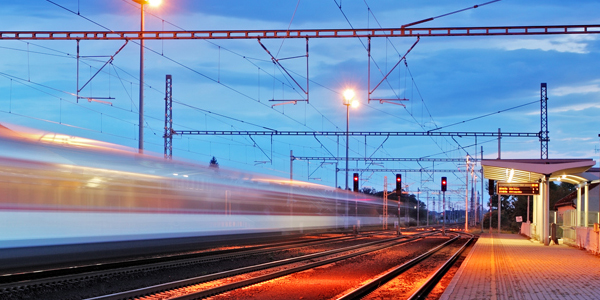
[
  {"xmin": 334, "ymin": 0, "xmax": 449, "ymax": 186},
  {"xmin": 7, "ymin": 0, "xmax": 526, "ymax": 188},
  {"xmin": 343, "ymin": 0, "xmax": 505, "ymax": 185},
  {"xmin": 0, "ymin": 5, "xmax": 353, "ymax": 185},
  {"xmin": 8, "ymin": 1, "xmax": 345, "ymax": 182},
  {"xmin": 120, "ymin": 0, "xmax": 409, "ymax": 165},
  {"xmin": 429, "ymin": 100, "xmax": 540, "ymax": 132},
  {"xmin": 121, "ymin": 1, "xmax": 380, "ymax": 161},
  {"xmin": 43, "ymin": 1, "xmax": 324, "ymax": 139}
]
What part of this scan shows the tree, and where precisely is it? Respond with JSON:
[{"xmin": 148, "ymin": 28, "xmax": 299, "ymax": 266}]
[
  {"xmin": 360, "ymin": 187, "xmax": 378, "ymax": 196},
  {"xmin": 482, "ymin": 195, "xmax": 516, "ymax": 232},
  {"xmin": 209, "ymin": 156, "xmax": 219, "ymax": 168},
  {"xmin": 549, "ymin": 181, "xmax": 575, "ymax": 209}
]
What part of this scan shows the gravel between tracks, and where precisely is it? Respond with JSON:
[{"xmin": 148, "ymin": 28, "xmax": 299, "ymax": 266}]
[
  {"xmin": 205, "ymin": 236, "xmax": 451, "ymax": 300},
  {"xmin": 2, "ymin": 234, "xmax": 388, "ymax": 300},
  {"xmin": 362, "ymin": 237, "xmax": 470, "ymax": 300}
]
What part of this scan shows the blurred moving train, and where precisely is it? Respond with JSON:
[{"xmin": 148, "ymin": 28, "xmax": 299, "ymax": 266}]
[{"xmin": 0, "ymin": 124, "xmax": 396, "ymax": 269}]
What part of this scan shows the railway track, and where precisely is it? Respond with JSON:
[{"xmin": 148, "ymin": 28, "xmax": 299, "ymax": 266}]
[
  {"xmin": 0, "ymin": 233, "xmax": 380, "ymax": 292},
  {"xmin": 83, "ymin": 231, "xmax": 439, "ymax": 300},
  {"xmin": 0, "ymin": 233, "xmax": 356, "ymax": 283},
  {"xmin": 407, "ymin": 233, "xmax": 474, "ymax": 300},
  {"xmin": 172, "ymin": 230, "xmax": 471, "ymax": 300},
  {"xmin": 336, "ymin": 232, "xmax": 475, "ymax": 300},
  {"xmin": 2, "ymin": 229, "xmax": 472, "ymax": 300},
  {"xmin": 0, "ymin": 230, "xmax": 401, "ymax": 299}
]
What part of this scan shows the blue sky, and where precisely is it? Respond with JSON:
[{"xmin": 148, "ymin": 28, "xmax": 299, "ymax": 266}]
[{"xmin": 0, "ymin": 0, "xmax": 599, "ymax": 209}]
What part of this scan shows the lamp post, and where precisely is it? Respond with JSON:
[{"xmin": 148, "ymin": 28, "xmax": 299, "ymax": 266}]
[
  {"xmin": 342, "ymin": 89, "xmax": 357, "ymax": 191},
  {"xmin": 133, "ymin": 0, "xmax": 161, "ymax": 153},
  {"xmin": 343, "ymin": 89, "xmax": 357, "ymax": 230}
]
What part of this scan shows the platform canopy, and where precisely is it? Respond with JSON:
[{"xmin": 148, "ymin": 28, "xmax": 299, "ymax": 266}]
[{"xmin": 482, "ymin": 159, "xmax": 596, "ymax": 184}]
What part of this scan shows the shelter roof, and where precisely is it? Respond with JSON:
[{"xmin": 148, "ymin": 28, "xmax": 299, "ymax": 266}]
[{"xmin": 482, "ymin": 159, "xmax": 596, "ymax": 184}]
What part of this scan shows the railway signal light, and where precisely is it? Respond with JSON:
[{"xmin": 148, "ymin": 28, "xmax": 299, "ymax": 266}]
[
  {"xmin": 441, "ymin": 177, "xmax": 447, "ymax": 192},
  {"xmin": 396, "ymin": 174, "xmax": 402, "ymax": 193},
  {"xmin": 489, "ymin": 179, "xmax": 495, "ymax": 195},
  {"xmin": 353, "ymin": 173, "xmax": 359, "ymax": 192}
]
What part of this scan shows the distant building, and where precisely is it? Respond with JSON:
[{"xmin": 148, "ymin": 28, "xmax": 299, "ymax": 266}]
[{"xmin": 554, "ymin": 182, "xmax": 599, "ymax": 218}]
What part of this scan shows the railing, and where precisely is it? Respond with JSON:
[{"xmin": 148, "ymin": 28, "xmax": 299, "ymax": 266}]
[
  {"xmin": 563, "ymin": 209, "xmax": 600, "ymax": 227},
  {"xmin": 561, "ymin": 209, "xmax": 600, "ymax": 250}
]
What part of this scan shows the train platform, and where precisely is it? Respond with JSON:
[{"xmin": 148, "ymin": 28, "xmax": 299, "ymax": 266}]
[{"xmin": 440, "ymin": 233, "xmax": 600, "ymax": 300}]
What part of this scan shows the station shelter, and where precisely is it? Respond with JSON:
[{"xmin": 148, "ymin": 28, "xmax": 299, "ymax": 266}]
[{"xmin": 481, "ymin": 159, "xmax": 598, "ymax": 246}]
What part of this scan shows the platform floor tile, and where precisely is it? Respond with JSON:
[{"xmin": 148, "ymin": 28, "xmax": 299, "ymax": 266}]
[{"xmin": 440, "ymin": 233, "xmax": 600, "ymax": 300}]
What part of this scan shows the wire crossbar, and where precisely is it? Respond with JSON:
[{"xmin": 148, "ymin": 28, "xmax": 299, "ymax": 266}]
[
  {"xmin": 2, "ymin": 24, "xmax": 599, "ymax": 40},
  {"xmin": 174, "ymin": 130, "xmax": 539, "ymax": 137},
  {"xmin": 293, "ymin": 157, "xmax": 474, "ymax": 162}
]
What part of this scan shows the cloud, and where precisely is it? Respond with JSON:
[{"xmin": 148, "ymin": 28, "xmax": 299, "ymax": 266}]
[
  {"xmin": 552, "ymin": 83, "xmax": 600, "ymax": 96},
  {"xmin": 490, "ymin": 149, "xmax": 542, "ymax": 160},
  {"xmin": 555, "ymin": 137, "xmax": 594, "ymax": 142},
  {"xmin": 492, "ymin": 35, "xmax": 596, "ymax": 54},
  {"xmin": 549, "ymin": 102, "xmax": 600, "ymax": 114},
  {"xmin": 525, "ymin": 82, "xmax": 600, "ymax": 115}
]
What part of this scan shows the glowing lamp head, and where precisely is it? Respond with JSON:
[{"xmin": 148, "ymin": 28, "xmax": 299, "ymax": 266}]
[
  {"xmin": 343, "ymin": 89, "xmax": 355, "ymax": 104},
  {"xmin": 134, "ymin": 0, "xmax": 162, "ymax": 6},
  {"xmin": 350, "ymin": 100, "xmax": 359, "ymax": 108}
]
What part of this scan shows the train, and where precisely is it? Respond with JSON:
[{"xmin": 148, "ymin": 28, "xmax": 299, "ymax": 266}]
[{"xmin": 0, "ymin": 124, "xmax": 397, "ymax": 270}]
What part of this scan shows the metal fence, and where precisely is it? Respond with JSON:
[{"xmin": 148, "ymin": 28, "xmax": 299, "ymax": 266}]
[
  {"xmin": 562, "ymin": 209, "xmax": 600, "ymax": 227},
  {"xmin": 561, "ymin": 209, "xmax": 600, "ymax": 242}
]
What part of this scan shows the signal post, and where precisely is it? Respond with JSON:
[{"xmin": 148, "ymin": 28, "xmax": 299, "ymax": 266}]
[
  {"xmin": 396, "ymin": 174, "xmax": 402, "ymax": 235},
  {"xmin": 441, "ymin": 177, "xmax": 447, "ymax": 236}
]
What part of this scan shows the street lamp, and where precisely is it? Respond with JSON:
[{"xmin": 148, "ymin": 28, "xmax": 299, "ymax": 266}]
[
  {"xmin": 342, "ymin": 89, "xmax": 358, "ymax": 191},
  {"xmin": 133, "ymin": 0, "xmax": 162, "ymax": 153}
]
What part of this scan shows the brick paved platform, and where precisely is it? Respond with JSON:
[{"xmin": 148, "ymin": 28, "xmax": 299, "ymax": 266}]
[{"xmin": 441, "ymin": 233, "xmax": 600, "ymax": 300}]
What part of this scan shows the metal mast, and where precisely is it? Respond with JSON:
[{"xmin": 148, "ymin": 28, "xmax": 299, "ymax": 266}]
[
  {"xmin": 540, "ymin": 83, "xmax": 549, "ymax": 159},
  {"xmin": 164, "ymin": 74, "xmax": 173, "ymax": 159},
  {"xmin": 383, "ymin": 176, "xmax": 388, "ymax": 230}
]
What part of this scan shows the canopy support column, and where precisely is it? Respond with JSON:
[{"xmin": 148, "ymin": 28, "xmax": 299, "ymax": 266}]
[
  {"xmin": 584, "ymin": 182, "xmax": 589, "ymax": 227},
  {"xmin": 536, "ymin": 185, "xmax": 543, "ymax": 240},
  {"xmin": 577, "ymin": 186, "xmax": 582, "ymax": 227},
  {"xmin": 532, "ymin": 194, "xmax": 538, "ymax": 239},
  {"xmin": 543, "ymin": 175, "xmax": 550, "ymax": 246}
]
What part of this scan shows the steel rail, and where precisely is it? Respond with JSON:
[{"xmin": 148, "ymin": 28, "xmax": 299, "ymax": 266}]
[
  {"xmin": 1, "ymin": 24, "xmax": 599, "ymax": 40},
  {"xmin": 167, "ymin": 233, "xmax": 436, "ymax": 300},
  {"xmin": 407, "ymin": 233, "xmax": 476, "ymax": 300},
  {"xmin": 335, "ymin": 233, "xmax": 460, "ymax": 300},
  {"xmin": 0, "ymin": 234, "xmax": 360, "ymax": 291},
  {"xmin": 86, "ymin": 231, "xmax": 437, "ymax": 300}
]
